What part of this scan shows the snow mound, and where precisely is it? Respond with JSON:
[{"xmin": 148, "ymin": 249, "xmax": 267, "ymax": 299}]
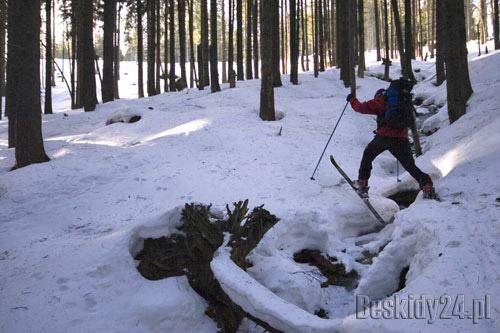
[{"xmin": 105, "ymin": 108, "xmax": 142, "ymax": 125}]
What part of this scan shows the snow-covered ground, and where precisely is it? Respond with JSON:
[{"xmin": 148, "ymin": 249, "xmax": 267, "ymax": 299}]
[{"xmin": 1, "ymin": 43, "xmax": 499, "ymax": 333}]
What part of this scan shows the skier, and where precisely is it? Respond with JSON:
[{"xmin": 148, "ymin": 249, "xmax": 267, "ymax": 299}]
[{"xmin": 346, "ymin": 78, "xmax": 436, "ymax": 199}]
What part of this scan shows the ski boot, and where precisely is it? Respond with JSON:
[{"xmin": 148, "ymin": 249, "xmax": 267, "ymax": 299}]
[{"xmin": 354, "ymin": 179, "xmax": 369, "ymax": 198}]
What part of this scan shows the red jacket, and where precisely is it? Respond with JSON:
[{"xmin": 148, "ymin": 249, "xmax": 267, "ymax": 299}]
[{"xmin": 350, "ymin": 97, "xmax": 408, "ymax": 139}]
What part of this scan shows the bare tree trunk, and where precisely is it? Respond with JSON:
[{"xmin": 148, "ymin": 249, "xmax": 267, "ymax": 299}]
[
  {"xmin": 45, "ymin": 0, "xmax": 53, "ymax": 113},
  {"xmin": 210, "ymin": 0, "xmax": 221, "ymax": 92},
  {"xmin": 221, "ymin": 0, "xmax": 227, "ymax": 82},
  {"xmin": 480, "ymin": 0, "xmax": 487, "ymax": 44},
  {"xmin": 260, "ymin": 0, "xmax": 276, "ymax": 121},
  {"xmin": 147, "ymin": 0, "xmax": 157, "ymax": 96},
  {"xmin": 103, "ymin": 0, "xmax": 116, "ymax": 103},
  {"xmin": 155, "ymin": 0, "xmax": 161, "ymax": 94},
  {"xmin": 164, "ymin": 0, "xmax": 169, "ymax": 92},
  {"xmin": 304, "ymin": 0, "xmax": 309, "ymax": 71},
  {"xmin": 137, "ymin": 0, "xmax": 145, "ymax": 97},
  {"xmin": 7, "ymin": 0, "xmax": 49, "ymax": 167},
  {"xmin": 228, "ymin": 0, "xmax": 235, "ymax": 87},
  {"xmin": 271, "ymin": 0, "xmax": 282, "ymax": 86},
  {"xmin": 178, "ymin": 0, "xmax": 187, "ymax": 89},
  {"xmin": 188, "ymin": 0, "xmax": 196, "ymax": 88},
  {"xmin": 391, "ymin": 0, "xmax": 415, "ymax": 83},
  {"xmin": 435, "ymin": 0, "xmax": 445, "ymax": 86},
  {"xmin": 246, "ymin": 0, "xmax": 253, "ymax": 79},
  {"xmin": 169, "ymin": 0, "xmax": 176, "ymax": 91},
  {"xmin": 374, "ymin": 0, "xmax": 381, "ymax": 62},
  {"xmin": 0, "ymin": 0, "xmax": 5, "ymax": 120},
  {"xmin": 443, "ymin": 0, "xmax": 473, "ymax": 123},
  {"xmin": 236, "ymin": 0, "xmax": 244, "ymax": 80},
  {"xmin": 357, "ymin": 0, "xmax": 365, "ymax": 78},
  {"xmin": 253, "ymin": 0, "xmax": 259, "ymax": 78},
  {"xmin": 290, "ymin": 0, "xmax": 298, "ymax": 84},
  {"xmin": 494, "ymin": 0, "xmax": 499, "ymax": 50},
  {"xmin": 318, "ymin": 0, "xmax": 325, "ymax": 71},
  {"xmin": 347, "ymin": 0, "xmax": 356, "ymax": 95},
  {"xmin": 201, "ymin": 0, "xmax": 210, "ymax": 87}
]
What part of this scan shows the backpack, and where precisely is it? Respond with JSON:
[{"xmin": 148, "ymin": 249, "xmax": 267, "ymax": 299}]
[{"xmin": 378, "ymin": 78, "xmax": 415, "ymax": 129}]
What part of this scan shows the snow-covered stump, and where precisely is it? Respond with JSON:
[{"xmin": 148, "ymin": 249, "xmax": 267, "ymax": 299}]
[{"xmin": 134, "ymin": 201, "xmax": 280, "ymax": 333}]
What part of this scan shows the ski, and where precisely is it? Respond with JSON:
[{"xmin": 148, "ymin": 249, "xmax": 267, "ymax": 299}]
[{"xmin": 330, "ymin": 155, "xmax": 388, "ymax": 225}]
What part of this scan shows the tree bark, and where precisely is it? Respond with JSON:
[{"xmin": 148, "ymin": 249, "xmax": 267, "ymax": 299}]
[
  {"xmin": 494, "ymin": 0, "xmax": 499, "ymax": 50},
  {"xmin": 347, "ymin": 0, "xmax": 356, "ymax": 95},
  {"xmin": 178, "ymin": 0, "xmax": 187, "ymax": 90},
  {"xmin": 137, "ymin": 0, "xmax": 145, "ymax": 98},
  {"xmin": 290, "ymin": 0, "xmax": 298, "ymax": 84},
  {"xmin": 246, "ymin": 0, "xmax": 253, "ymax": 79},
  {"xmin": 210, "ymin": 0, "xmax": 221, "ymax": 92},
  {"xmin": 7, "ymin": 0, "xmax": 50, "ymax": 167},
  {"xmin": 169, "ymin": 0, "xmax": 176, "ymax": 91},
  {"xmin": 114, "ymin": 4, "xmax": 121, "ymax": 98},
  {"xmin": 146, "ymin": 0, "xmax": 157, "ymax": 96},
  {"xmin": 201, "ymin": 0, "xmax": 210, "ymax": 87},
  {"xmin": 271, "ymin": 0, "xmax": 282, "ymax": 87},
  {"xmin": 236, "ymin": 0, "xmax": 244, "ymax": 80},
  {"xmin": 253, "ymin": 0, "xmax": 259, "ymax": 78},
  {"xmin": 103, "ymin": 0, "xmax": 117, "ymax": 103},
  {"xmin": 357, "ymin": 0, "xmax": 365, "ymax": 78},
  {"xmin": 45, "ymin": 0, "xmax": 53, "ymax": 113},
  {"xmin": 228, "ymin": 0, "xmax": 235, "ymax": 87},
  {"xmin": 374, "ymin": 0, "xmax": 381, "ymax": 62},
  {"xmin": 391, "ymin": 0, "xmax": 415, "ymax": 83},
  {"xmin": 0, "ymin": 0, "xmax": 5, "ymax": 120},
  {"xmin": 221, "ymin": 0, "xmax": 227, "ymax": 83},
  {"xmin": 435, "ymin": 0, "xmax": 445, "ymax": 86},
  {"xmin": 260, "ymin": 0, "xmax": 277, "ymax": 121},
  {"xmin": 77, "ymin": 0, "xmax": 98, "ymax": 111},
  {"xmin": 442, "ymin": 0, "xmax": 473, "ymax": 124},
  {"xmin": 382, "ymin": 0, "xmax": 390, "ymax": 81}
]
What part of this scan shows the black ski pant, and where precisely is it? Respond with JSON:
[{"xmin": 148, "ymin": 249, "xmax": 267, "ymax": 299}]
[{"xmin": 358, "ymin": 135, "xmax": 432, "ymax": 188}]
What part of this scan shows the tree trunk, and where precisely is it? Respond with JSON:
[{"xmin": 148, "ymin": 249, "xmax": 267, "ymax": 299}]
[
  {"xmin": 7, "ymin": 0, "xmax": 50, "ymax": 167},
  {"xmin": 271, "ymin": 0, "xmax": 282, "ymax": 87},
  {"xmin": 357, "ymin": 0, "xmax": 365, "ymax": 78},
  {"xmin": 480, "ymin": 0, "xmax": 487, "ymax": 44},
  {"xmin": 391, "ymin": 0, "xmax": 415, "ymax": 83},
  {"xmin": 236, "ymin": 0, "xmax": 244, "ymax": 80},
  {"xmin": 155, "ymin": 0, "xmax": 161, "ymax": 94},
  {"xmin": 137, "ymin": 0, "xmax": 145, "ymax": 98},
  {"xmin": 147, "ymin": 0, "xmax": 157, "ymax": 96},
  {"xmin": 304, "ymin": 0, "xmax": 309, "ymax": 71},
  {"xmin": 45, "ymin": 0, "xmax": 53, "ymax": 113},
  {"xmin": 374, "ymin": 0, "xmax": 381, "ymax": 62},
  {"xmin": 443, "ymin": 0, "xmax": 473, "ymax": 123},
  {"xmin": 494, "ymin": 0, "xmax": 499, "ymax": 50},
  {"xmin": 188, "ymin": 0, "xmax": 197, "ymax": 88},
  {"xmin": 103, "ymin": 0, "xmax": 117, "ymax": 103},
  {"xmin": 404, "ymin": 0, "xmax": 415, "ymax": 62},
  {"xmin": 201, "ymin": 0, "xmax": 210, "ymax": 87},
  {"xmin": 290, "ymin": 0, "xmax": 298, "ymax": 84},
  {"xmin": 178, "ymin": 0, "xmax": 187, "ymax": 90},
  {"xmin": 77, "ymin": 0, "xmax": 98, "ymax": 111},
  {"xmin": 164, "ymin": 0, "xmax": 169, "ymax": 92},
  {"xmin": 383, "ymin": 0, "xmax": 390, "ymax": 81},
  {"xmin": 435, "ymin": 0, "xmax": 445, "ymax": 86},
  {"xmin": 246, "ymin": 0, "xmax": 253, "ymax": 79},
  {"xmin": 169, "ymin": 0, "xmax": 176, "ymax": 91},
  {"xmin": 260, "ymin": 0, "xmax": 276, "ymax": 121},
  {"xmin": 210, "ymin": 0, "xmax": 221, "ymax": 92},
  {"xmin": 0, "ymin": 0, "xmax": 5, "ymax": 120},
  {"xmin": 114, "ymin": 4, "xmax": 121, "ymax": 99},
  {"xmin": 313, "ymin": 0, "xmax": 319, "ymax": 77},
  {"xmin": 253, "ymin": 0, "xmax": 259, "ymax": 78},
  {"xmin": 318, "ymin": 0, "xmax": 325, "ymax": 71},
  {"xmin": 347, "ymin": 0, "xmax": 356, "ymax": 94},
  {"xmin": 222, "ymin": 0, "xmax": 227, "ymax": 83},
  {"xmin": 228, "ymin": 0, "xmax": 235, "ymax": 87},
  {"xmin": 429, "ymin": 0, "xmax": 435, "ymax": 58}
]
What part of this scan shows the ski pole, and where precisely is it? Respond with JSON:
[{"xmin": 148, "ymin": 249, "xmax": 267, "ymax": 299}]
[{"xmin": 310, "ymin": 101, "xmax": 349, "ymax": 180}]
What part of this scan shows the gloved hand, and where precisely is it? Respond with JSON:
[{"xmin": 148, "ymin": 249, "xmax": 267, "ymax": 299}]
[{"xmin": 346, "ymin": 93, "xmax": 355, "ymax": 102}]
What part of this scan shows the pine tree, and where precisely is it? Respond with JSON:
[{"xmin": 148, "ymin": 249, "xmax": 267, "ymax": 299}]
[
  {"xmin": 7, "ymin": 0, "xmax": 49, "ymax": 167},
  {"xmin": 391, "ymin": 0, "xmax": 415, "ymax": 83},
  {"xmin": 146, "ymin": 0, "xmax": 157, "ymax": 96},
  {"xmin": 260, "ymin": 0, "xmax": 276, "ymax": 121},
  {"xmin": 44, "ymin": 0, "xmax": 53, "ymax": 113},
  {"xmin": 442, "ymin": 0, "xmax": 473, "ymax": 123},
  {"xmin": 228, "ymin": 0, "xmax": 235, "ymax": 86},
  {"xmin": 236, "ymin": 0, "xmax": 244, "ymax": 80},
  {"xmin": 201, "ymin": 0, "xmax": 210, "ymax": 87},
  {"xmin": 77, "ymin": 0, "xmax": 98, "ymax": 111},
  {"xmin": 253, "ymin": 0, "xmax": 259, "ymax": 78},
  {"xmin": 374, "ymin": 0, "xmax": 381, "ymax": 62},
  {"xmin": 383, "ymin": 0, "xmax": 390, "ymax": 80},
  {"xmin": 290, "ymin": 0, "xmax": 298, "ymax": 84},
  {"xmin": 435, "ymin": 0, "xmax": 445, "ymax": 86},
  {"xmin": 357, "ymin": 0, "xmax": 365, "ymax": 78},
  {"xmin": 103, "ymin": 0, "xmax": 117, "ymax": 103},
  {"xmin": 137, "ymin": 0, "xmax": 145, "ymax": 97},
  {"xmin": 210, "ymin": 0, "xmax": 221, "ymax": 92},
  {"xmin": 169, "ymin": 0, "xmax": 176, "ymax": 91},
  {"xmin": 246, "ymin": 0, "xmax": 253, "ymax": 79},
  {"xmin": 271, "ymin": 0, "xmax": 282, "ymax": 86},
  {"xmin": 178, "ymin": 0, "xmax": 187, "ymax": 89},
  {"xmin": 494, "ymin": 0, "xmax": 499, "ymax": 50}
]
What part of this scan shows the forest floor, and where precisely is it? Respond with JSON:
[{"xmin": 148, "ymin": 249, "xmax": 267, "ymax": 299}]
[{"xmin": 1, "ymin": 43, "xmax": 499, "ymax": 332}]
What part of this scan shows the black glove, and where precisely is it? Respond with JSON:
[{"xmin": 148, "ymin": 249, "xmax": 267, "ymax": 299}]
[{"xmin": 346, "ymin": 93, "xmax": 354, "ymax": 102}]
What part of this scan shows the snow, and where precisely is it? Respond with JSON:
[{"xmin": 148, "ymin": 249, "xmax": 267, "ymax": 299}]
[{"xmin": 1, "ymin": 42, "xmax": 500, "ymax": 332}]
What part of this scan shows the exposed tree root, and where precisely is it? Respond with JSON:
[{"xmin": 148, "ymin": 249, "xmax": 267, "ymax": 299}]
[{"xmin": 135, "ymin": 200, "xmax": 281, "ymax": 333}]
